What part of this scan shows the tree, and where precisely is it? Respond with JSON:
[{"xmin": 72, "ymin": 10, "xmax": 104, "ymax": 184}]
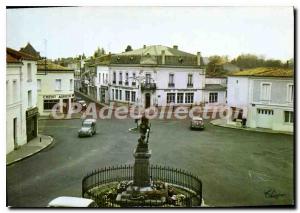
[
  {"xmin": 206, "ymin": 55, "xmax": 229, "ymax": 77},
  {"xmin": 125, "ymin": 45, "xmax": 133, "ymax": 52},
  {"xmin": 93, "ymin": 47, "xmax": 106, "ymax": 58},
  {"xmin": 231, "ymin": 54, "xmax": 264, "ymax": 69}
]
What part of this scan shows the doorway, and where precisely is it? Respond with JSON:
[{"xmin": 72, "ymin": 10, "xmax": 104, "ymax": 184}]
[
  {"xmin": 63, "ymin": 99, "xmax": 69, "ymax": 114},
  {"xmin": 145, "ymin": 93, "xmax": 151, "ymax": 108},
  {"xmin": 13, "ymin": 118, "xmax": 17, "ymax": 149}
]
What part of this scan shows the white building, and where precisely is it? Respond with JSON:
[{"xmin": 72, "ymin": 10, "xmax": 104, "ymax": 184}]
[
  {"xmin": 204, "ymin": 77, "xmax": 227, "ymax": 106},
  {"xmin": 227, "ymin": 67, "xmax": 294, "ymax": 132},
  {"xmin": 6, "ymin": 48, "xmax": 39, "ymax": 154},
  {"xmin": 37, "ymin": 60, "xmax": 75, "ymax": 116},
  {"xmin": 108, "ymin": 45, "xmax": 206, "ymax": 108}
]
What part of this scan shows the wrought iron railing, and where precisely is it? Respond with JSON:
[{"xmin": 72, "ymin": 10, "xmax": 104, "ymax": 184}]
[
  {"xmin": 82, "ymin": 164, "xmax": 202, "ymax": 207},
  {"xmin": 141, "ymin": 83, "xmax": 156, "ymax": 91}
]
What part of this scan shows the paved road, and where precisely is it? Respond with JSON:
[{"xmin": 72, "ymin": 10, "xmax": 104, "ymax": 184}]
[{"xmin": 7, "ymin": 118, "xmax": 294, "ymax": 207}]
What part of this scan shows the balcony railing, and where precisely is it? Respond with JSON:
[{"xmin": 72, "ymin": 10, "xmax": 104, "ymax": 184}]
[
  {"xmin": 132, "ymin": 82, "xmax": 136, "ymax": 86},
  {"xmin": 168, "ymin": 83, "xmax": 175, "ymax": 88},
  {"xmin": 141, "ymin": 82, "xmax": 156, "ymax": 91},
  {"xmin": 125, "ymin": 81, "xmax": 129, "ymax": 86},
  {"xmin": 112, "ymin": 80, "xmax": 116, "ymax": 84},
  {"xmin": 119, "ymin": 81, "xmax": 123, "ymax": 85},
  {"xmin": 187, "ymin": 83, "xmax": 193, "ymax": 88}
]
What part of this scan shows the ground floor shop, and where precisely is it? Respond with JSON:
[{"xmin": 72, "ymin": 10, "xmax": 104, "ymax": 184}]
[{"xmin": 37, "ymin": 93, "xmax": 75, "ymax": 116}]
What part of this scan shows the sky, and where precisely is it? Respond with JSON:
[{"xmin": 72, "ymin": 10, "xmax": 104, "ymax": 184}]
[{"xmin": 6, "ymin": 6, "xmax": 294, "ymax": 61}]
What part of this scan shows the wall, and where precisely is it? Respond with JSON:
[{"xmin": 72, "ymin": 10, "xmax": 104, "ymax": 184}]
[{"xmin": 227, "ymin": 76, "xmax": 250, "ymax": 108}]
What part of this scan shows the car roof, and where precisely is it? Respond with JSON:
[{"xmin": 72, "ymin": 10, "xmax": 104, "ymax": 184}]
[
  {"xmin": 48, "ymin": 196, "xmax": 94, "ymax": 207},
  {"xmin": 83, "ymin": 119, "xmax": 96, "ymax": 123},
  {"xmin": 192, "ymin": 116, "xmax": 203, "ymax": 121}
]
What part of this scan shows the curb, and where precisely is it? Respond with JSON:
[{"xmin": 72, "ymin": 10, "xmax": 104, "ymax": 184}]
[
  {"xmin": 38, "ymin": 116, "xmax": 82, "ymax": 121},
  {"xmin": 210, "ymin": 120, "xmax": 293, "ymax": 135},
  {"xmin": 6, "ymin": 135, "xmax": 54, "ymax": 166}
]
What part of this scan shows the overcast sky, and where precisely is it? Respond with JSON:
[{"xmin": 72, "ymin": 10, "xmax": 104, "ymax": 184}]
[{"xmin": 6, "ymin": 6, "xmax": 294, "ymax": 60}]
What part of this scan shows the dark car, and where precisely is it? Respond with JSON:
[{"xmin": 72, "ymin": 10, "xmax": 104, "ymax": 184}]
[
  {"xmin": 190, "ymin": 116, "xmax": 204, "ymax": 130},
  {"xmin": 78, "ymin": 119, "xmax": 96, "ymax": 137}
]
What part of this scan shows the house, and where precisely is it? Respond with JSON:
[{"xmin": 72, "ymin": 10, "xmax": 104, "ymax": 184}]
[
  {"xmin": 6, "ymin": 48, "xmax": 39, "ymax": 154},
  {"xmin": 204, "ymin": 77, "xmax": 227, "ymax": 106},
  {"xmin": 20, "ymin": 42, "xmax": 41, "ymax": 59},
  {"xmin": 37, "ymin": 60, "xmax": 75, "ymax": 116},
  {"xmin": 108, "ymin": 45, "xmax": 206, "ymax": 108},
  {"xmin": 227, "ymin": 67, "xmax": 294, "ymax": 132},
  {"xmin": 89, "ymin": 54, "xmax": 112, "ymax": 104}
]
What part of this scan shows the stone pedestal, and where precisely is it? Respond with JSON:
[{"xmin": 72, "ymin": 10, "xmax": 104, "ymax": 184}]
[{"xmin": 133, "ymin": 149, "xmax": 152, "ymax": 187}]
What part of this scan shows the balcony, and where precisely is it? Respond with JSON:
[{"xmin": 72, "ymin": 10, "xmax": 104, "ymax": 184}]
[
  {"xmin": 119, "ymin": 81, "xmax": 123, "ymax": 85},
  {"xmin": 168, "ymin": 83, "xmax": 175, "ymax": 88},
  {"xmin": 141, "ymin": 82, "xmax": 156, "ymax": 92},
  {"xmin": 187, "ymin": 83, "xmax": 193, "ymax": 88},
  {"xmin": 125, "ymin": 81, "xmax": 129, "ymax": 86},
  {"xmin": 112, "ymin": 80, "xmax": 116, "ymax": 84},
  {"xmin": 132, "ymin": 82, "xmax": 136, "ymax": 86}
]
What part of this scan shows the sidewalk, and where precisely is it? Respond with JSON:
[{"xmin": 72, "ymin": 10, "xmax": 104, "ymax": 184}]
[
  {"xmin": 39, "ymin": 113, "xmax": 82, "ymax": 120},
  {"xmin": 6, "ymin": 134, "xmax": 53, "ymax": 166},
  {"xmin": 210, "ymin": 119, "xmax": 293, "ymax": 135}
]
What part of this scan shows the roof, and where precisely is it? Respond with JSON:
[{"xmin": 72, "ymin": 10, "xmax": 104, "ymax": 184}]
[
  {"xmin": 230, "ymin": 67, "xmax": 293, "ymax": 78},
  {"xmin": 48, "ymin": 196, "xmax": 94, "ymax": 207},
  {"xmin": 119, "ymin": 45, "xmax": 195, "ymax": 57},
  {"xmin": 205, "ymin": 84, "xmax": 227, "ymax": 91},
  {"xmin": 7, "ymin": 47, "xmax": 38, "ymax": 63},
  {"xmin": 110, "ymin": 45, "xmax": 204, "ymax": 67},
  {"xmin": 37, "ymin": 60, "xmax": 74, "ymax": 71},
  {"xmin": 20, "ymin": 42, "xmax": 41, "ymax": 59}
]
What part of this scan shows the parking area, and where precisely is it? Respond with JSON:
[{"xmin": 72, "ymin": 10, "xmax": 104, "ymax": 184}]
[{"xmin": 7, "ymin": 117, "xmax": 294, "ymax": 207}]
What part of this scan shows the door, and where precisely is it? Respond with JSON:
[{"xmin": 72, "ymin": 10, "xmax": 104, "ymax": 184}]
[
  {"xmin": 13, "ymin": 118, "xmax": 17, "ymax": 149},
  {"xmin": 256, "ymin": 109, "xmax": 273, "ymax": 129},
  {"xmin": 145, "ymin": 93, "xmax": 151, "ymax": 108},
  {"xmin": 63, "ymin": 99, "xmax": 69, "ymax": 114}
]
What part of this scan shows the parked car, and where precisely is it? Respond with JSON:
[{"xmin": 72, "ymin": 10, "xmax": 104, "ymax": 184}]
[
  {"xmin": 48, "ymin": 196, "xmax": 97, "ymax": 207},
  {"xmin": 77, "ymin": 100, "xmax": 87, "ymax": 110},
  {"xmin": 190, "ymin": 116, "xmax": 205, "ymax": 130},
  {"xmin": 78, "ymin": 119, "xmax": 96, "ymax": 137}
]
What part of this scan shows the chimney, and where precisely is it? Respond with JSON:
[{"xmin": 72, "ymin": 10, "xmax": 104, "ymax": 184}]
[
  {"xmin": 161, "ymin": 50, "xmax": 165, "ymax": 65},
  {"xmin": 173, "ymin": 45, "xmax": 178, "ymax": 50},
  {"xmin": 197, "ymin": 52, "xmax": 201, "ymax": 66},
  {"xmin": 143, "ymin": 45, "xmax": 146, "ymax": 49}
]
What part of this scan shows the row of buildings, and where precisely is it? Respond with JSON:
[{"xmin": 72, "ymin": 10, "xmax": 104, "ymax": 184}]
[
  {"xmin": 6, "ymin": 44, "xmax": 74, "ymax": 154},
  {"xmin": 71, "ymin": 44, "xmax": 294, "ymax": 133}
]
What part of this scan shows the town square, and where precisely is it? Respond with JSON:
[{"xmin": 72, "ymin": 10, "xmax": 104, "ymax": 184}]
[{"xmin": 5, "ymin": 6, "xmax": 294, "ymax": 208}]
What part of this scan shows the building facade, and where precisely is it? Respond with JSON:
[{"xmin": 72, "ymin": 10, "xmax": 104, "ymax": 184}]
[
  {"xmin": 204, "ymin": 77, "xmax": 227, "ymax": 106},
  {"xmin": 227, "ymin": 67, "xmax": 294, "ymax": 132},
  {"xmin": 6, "ymin": 48, "xmax": 39, "ymax": 154},
  {"xmin": 37, "ymin": 60, "xmax": 75, "ymax": 116},
  {"xmin": 108, "ymin": 45, "xmax": 206, "ymax": 108}
]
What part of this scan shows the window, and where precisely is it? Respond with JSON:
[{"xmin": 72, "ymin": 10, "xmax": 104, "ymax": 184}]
[
  {"xmin": 106, "ymin": 74, "xmax": 108, "ymax": 83},
  {"xmin": 177, "ymin": 93, "xmax": 184, "ymax": 103},
  {"xmin": 168, "ymin": 73, "xmax": 174, "ymax": 87},
  {"xmin": 55, "ymin": 79, "xmax": 62, "ymax": 90},
  {"xmin": 125, "ymin": 91, "xmax": 130, "ymax": 101},
  {"xmin": 98, "ymin": 73, "xmax": 101, "ymax": 84},
  {"xmin": 261, "ymin": 83, "xmax": 271, "ymax": 100},
  {"xmin": 43, "ymin": 99, "xmax": 60, "ymax": 110},
  {"xmin": 69, "ymin": 79, "xmax": 73, "ymax": 90},
  {"xmin": 185, "ymin": 93, "xmax": 194, "ymax": 103},
  {"xmin": 209, "ymin": 93, "xmax": 218, "ymax": 103},
  {"xmin": 102, "ymin": 73, "xmax": 104, "ymax": 83},
  {"xmin": 167, "ymin": 93, "xmax": 175, "ymax": 103},
  {"xmin": 112, "ymin": 89, "xmax": 114, "ymax": 100},
  {"xmin": 287, "ymin": 84, "xmax": 294, "ymax": 102},
  {"xmin": 115, "ymin": 89, "xmax": 119, "ymax": 100},
  {"xmin": 119, "ymin": 90, "xmax": 122, "ymax": 100},
  {"xmin": 257, "ymin": 109, "xmax": 274, "ymax": 115},
  {"xmin": 119, "ymin": 72, "xmax": 123, "ymax": 85},
  {"xmin": 27, "ymin": 63, "xmax": 32, "ymax": 82},
  {"xmin": 284, "ymin": 111, "xmax": 294, "ymax": 123},
  {"xmin": 131, "ymin": 91, "xmax": 136, "ymax": 102},
  {"xmin": 187, "ymin": 74, "xmax": 193, "ymax": 87},
  {"xmin": 37, "ymin": 79, "xmax": 41, "ymax": 91},
  {"xmin": 125, "ymin": 73, "xmax": 129, "ymax": 85},
  {"xmin": 132, "ymin": 73, "xmax": 136, "ymax": 86},
  {"xmin": 146, "ymin": 74, "xmax": 151, "ymax": 84},
  {"xmin": 28, "ymin": 90, "xmax": 32, "ymax": 107},
  {"xmin": 113, "ymin": 72, "xmax": 116, "ymax": 84}
]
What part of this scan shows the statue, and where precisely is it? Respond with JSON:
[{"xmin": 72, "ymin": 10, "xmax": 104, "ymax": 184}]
[{"xmin": 136, "ymin": 116, "xmax": 151, "ymax": 152}]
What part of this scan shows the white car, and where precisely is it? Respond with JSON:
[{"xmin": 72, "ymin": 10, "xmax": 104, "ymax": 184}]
[{"xmin": 48, "ymin": 196, "xmax": 97, "ymax": 207}]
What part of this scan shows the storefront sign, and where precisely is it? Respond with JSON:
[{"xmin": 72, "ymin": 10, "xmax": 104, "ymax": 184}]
[{"xmin": 43, "ymin": 94, "xmax": 74, "ymax": 99}]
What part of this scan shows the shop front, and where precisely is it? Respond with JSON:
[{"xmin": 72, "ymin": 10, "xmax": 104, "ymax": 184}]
[{"xmin": 26, "ymin": 107, "xmax": 39, "ymax": 142}]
